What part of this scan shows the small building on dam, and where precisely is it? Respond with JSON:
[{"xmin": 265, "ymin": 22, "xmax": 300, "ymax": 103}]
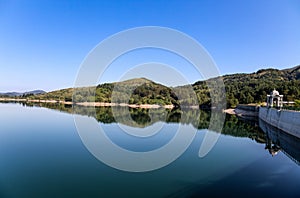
[{"xmin": 259, "ymin": 89, "xmax": 300, "ymax": 139}]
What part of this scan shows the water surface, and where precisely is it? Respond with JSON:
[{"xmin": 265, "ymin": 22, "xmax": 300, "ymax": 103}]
[{"xmin": 0, "ymin": 102, "xmax": 300, "ymax": 198}]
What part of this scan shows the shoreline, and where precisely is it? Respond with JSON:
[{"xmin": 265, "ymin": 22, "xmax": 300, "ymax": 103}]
[
  {"xmin": 0, "ymin": 98, "xmax": 174, "ymax": 109},
  {"xmin": 223, "ymin": 107, "xmax": 259, "ymax": 117}
]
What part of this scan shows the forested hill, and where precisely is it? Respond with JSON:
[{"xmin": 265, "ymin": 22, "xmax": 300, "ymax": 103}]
[
  {"xmin": 93, "ymin": 78, "xmax": 178, "ymax": 105},
  {"xmin": 222, "ymin": 65, "xmax": 300, "ymax": 107},
  {"xmin": 23, "ymin": 78, "xmax": 179, "ymax": 106},
  {"xmin": 193, "ymin": 65, "xmax": 300, "ymax": 107},
  {"xmin": 5, "ymin": 65, "xmax": 300, "ymax": 108}
]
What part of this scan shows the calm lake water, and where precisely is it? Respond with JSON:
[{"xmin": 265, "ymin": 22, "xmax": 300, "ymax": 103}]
[{"xmin": 1, "ymin": 102, "xmax": 300, "ymax": 198}]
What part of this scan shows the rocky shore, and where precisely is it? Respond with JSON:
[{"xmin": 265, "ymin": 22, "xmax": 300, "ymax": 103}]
[{"xmin": 224, "ymin": 105, "xmax": 259, "ymax": 117}]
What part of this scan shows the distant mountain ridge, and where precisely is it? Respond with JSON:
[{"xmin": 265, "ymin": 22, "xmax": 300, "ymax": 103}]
[{"xmin": 0, "ymin": 90, "xmax": 46, "ymax": 97}]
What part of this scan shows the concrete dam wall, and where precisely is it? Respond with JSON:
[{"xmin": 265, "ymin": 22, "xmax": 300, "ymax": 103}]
[{"xmin": 259, "ymin": 107, "xmax": 300, "ymax": 139}]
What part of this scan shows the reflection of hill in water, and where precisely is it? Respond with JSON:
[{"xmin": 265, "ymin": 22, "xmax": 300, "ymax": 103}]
[
  {"xmin": 7, "ymin": 101, "xmax": 300, "ymax": 165},
  {"xmin": 20, "ymin": 102, "xmax": 265, "ymax": 141}
]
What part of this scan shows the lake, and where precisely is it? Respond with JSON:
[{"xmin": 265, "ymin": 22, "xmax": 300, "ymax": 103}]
[{"xmin": 1, "ymin": 102, "xmax": 300, "ymax": 198}]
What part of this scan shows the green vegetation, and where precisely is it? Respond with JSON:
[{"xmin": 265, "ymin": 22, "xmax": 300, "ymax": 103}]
[
  {"xmin": 295, "ymin": 99, "xmax": 300, "ymax": 108},
  {"xmin": 222, "ymin": 66, "xmax": 300, "ymax": 107},
  {"xmin": 30, "ymin": 78, "xmax": 179, "ymax": 106},
  {"xmin": 24, "ymin": 87, "xmax": 74, "ymax": 102},
  {"xmin": 6, "ymin": 65, "xmax": 300, "ymax": 108},
  {"xmin": 94, "ymin": 78, "xmax": 178, "ymax": 105}
]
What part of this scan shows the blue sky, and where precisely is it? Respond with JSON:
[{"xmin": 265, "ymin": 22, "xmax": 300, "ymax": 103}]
[{"xmin": 0, "ymin": 0, "xmax": 300, "ymax": 92}]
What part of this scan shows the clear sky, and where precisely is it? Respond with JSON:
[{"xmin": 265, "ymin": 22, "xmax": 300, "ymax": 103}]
[{"xmin": 0, "ymin": 0, "xmax": 300, "ymax": 92}]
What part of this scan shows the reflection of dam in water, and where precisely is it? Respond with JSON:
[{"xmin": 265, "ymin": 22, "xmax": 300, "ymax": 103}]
[{"xmin": 259, "ymin": 119, "xmax": 300, "ymax": 165}]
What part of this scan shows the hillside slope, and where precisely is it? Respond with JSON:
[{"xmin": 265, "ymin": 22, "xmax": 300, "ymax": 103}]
[
  {"xmin": 28, "ymin": 78, "xmax": 178, "ymax": 106},
  {"xmin": 192, "ymin": 65, "xmax": 300, "ymax": 107}
]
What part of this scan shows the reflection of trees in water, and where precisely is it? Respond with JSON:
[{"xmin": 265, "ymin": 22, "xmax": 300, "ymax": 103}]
[
  {"xmin": 7, "ymin": 101, "xmax": 300, "ymax": 165},
  {"xmin": 18, "ymin": 101, "xmax": 74, "ymax": 113},
  {"xmin": 222, "ymin": 115, "xmax": 265, "ymax": 142},
  {"xmin": 31, "ymin": 103, "xmax": 265, "ymax": 142}
]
